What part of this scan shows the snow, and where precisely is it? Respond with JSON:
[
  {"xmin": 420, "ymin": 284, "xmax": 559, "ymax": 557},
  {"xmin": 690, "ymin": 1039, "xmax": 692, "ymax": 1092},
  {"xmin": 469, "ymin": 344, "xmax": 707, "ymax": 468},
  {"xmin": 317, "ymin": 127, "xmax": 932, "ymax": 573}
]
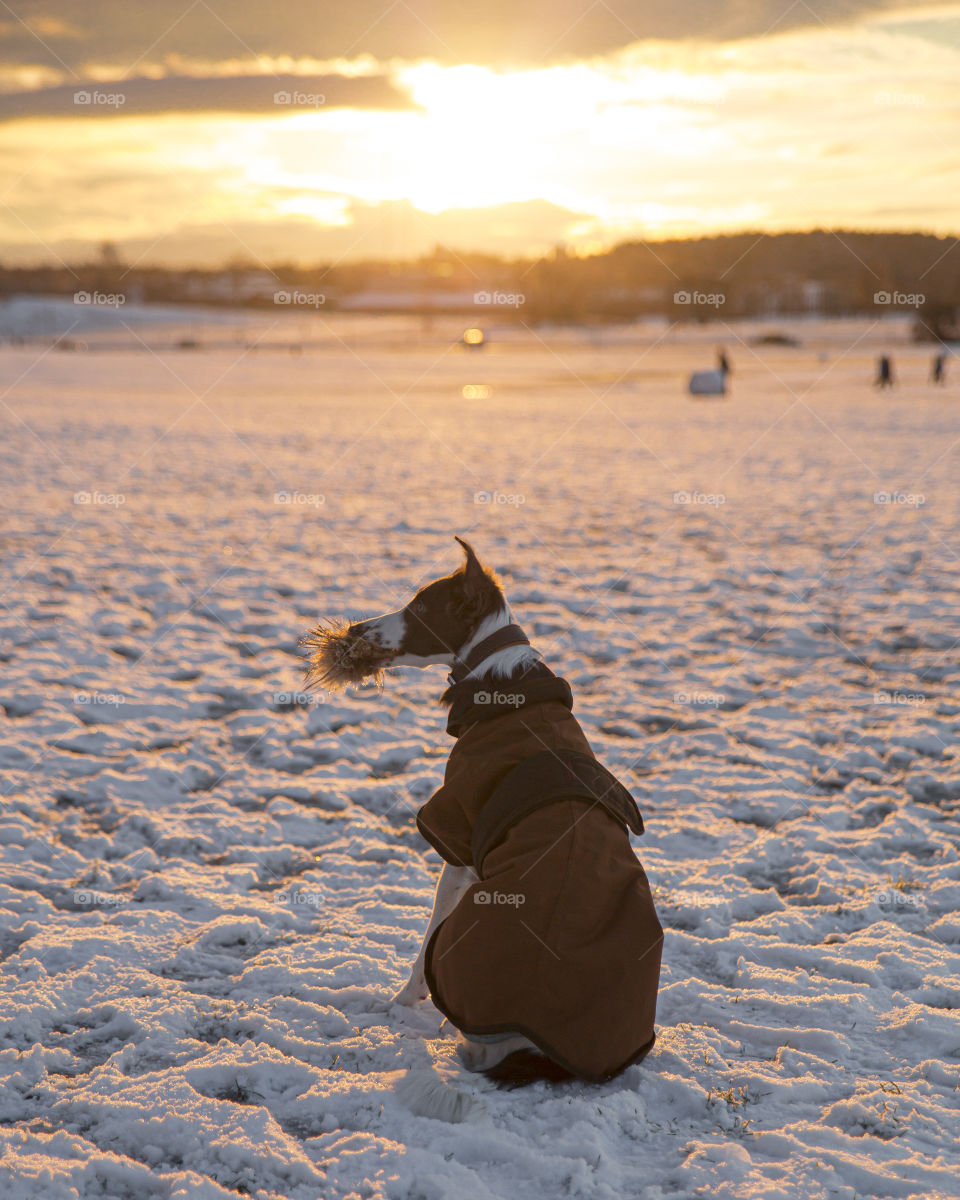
[{"xmin": 1, "ymin": 314, "xmax": 959, "ymax": 1199}]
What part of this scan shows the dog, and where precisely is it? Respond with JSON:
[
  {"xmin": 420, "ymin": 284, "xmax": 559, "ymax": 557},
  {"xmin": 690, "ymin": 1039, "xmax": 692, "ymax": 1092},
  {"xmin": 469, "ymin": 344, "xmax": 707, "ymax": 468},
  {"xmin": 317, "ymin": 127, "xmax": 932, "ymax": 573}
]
[{"xmin": 303, "ymin": 538, "xmax": 663, "ymax": 1087}]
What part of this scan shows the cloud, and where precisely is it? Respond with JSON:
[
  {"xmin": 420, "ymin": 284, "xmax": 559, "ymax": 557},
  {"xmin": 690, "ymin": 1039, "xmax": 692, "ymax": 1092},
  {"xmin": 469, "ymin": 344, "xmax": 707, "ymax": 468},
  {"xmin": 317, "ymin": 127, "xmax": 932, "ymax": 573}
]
[
  {"xmin": 1, "ymin": 0, "xmax": 958, "ymax": 72},
  {"xmin": 0, "ymin": 14, "xmax": 82, "ymax": 39},
  {"xmin": 0, "ymin": 5, "xmax": 955, "ymax": 262},
  {"xmin": 0, "ymin": 72, "xmax": 415, "ymax": 122}
]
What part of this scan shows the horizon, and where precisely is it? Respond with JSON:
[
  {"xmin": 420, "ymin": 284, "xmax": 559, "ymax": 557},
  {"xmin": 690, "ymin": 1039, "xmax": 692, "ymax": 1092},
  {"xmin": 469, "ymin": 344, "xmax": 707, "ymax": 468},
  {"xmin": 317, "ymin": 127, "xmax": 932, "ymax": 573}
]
[{"xmin": 4, "ymin": 226, "xmax": 959, "ymax": 275}]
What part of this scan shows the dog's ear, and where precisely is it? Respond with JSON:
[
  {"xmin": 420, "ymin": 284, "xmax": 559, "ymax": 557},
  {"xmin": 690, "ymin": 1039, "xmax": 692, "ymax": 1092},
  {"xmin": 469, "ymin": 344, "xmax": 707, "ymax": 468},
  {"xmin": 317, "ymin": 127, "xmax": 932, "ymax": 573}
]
[
  {"xmin": 454, "ymin": 536, "xmax": 485, "ymax": 593},
  {"xmin": 453, "ymin": 536, "xmax": 502, "ymax": 619}
]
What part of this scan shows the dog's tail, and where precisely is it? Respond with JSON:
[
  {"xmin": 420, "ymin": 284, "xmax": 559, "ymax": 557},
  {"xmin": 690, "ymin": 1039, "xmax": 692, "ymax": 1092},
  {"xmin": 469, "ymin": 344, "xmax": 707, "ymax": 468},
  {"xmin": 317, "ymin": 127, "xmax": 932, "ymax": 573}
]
[{"xmin": 481, "ymin": 1048, "xmax": 576, "ymax": 1089}]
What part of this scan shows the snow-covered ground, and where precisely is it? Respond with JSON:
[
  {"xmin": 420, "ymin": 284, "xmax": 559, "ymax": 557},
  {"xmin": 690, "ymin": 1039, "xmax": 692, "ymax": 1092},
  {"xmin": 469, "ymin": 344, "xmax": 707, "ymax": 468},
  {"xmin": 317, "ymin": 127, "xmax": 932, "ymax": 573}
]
[{"xmin": 1, "ymin": 313, "xmax": 958, "ymax": 1200}]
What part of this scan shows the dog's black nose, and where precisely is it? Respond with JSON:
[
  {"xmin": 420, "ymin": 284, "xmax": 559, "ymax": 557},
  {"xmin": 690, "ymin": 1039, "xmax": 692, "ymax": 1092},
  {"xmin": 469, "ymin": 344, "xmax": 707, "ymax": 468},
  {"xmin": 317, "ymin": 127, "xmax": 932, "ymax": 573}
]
[{"xmin": 348, "ymin": 620, "xmax": 380, "ymax": 644}]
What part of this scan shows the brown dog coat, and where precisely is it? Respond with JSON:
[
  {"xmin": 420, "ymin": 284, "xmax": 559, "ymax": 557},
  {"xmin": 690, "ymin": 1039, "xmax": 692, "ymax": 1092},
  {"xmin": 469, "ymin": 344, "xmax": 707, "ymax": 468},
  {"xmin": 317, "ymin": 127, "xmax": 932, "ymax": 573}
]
[{"xmin": 417, "ymin": 674, "xmax": 663, "ymax": 1082}]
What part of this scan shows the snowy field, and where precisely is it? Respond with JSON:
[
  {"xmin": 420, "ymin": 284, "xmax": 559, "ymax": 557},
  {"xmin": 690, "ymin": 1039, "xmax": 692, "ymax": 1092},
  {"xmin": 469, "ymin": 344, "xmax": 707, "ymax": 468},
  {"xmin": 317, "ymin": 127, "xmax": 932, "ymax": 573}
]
[{"xmin": 1, "ymin": 310, "xmax": 959, "ymax": 1199}]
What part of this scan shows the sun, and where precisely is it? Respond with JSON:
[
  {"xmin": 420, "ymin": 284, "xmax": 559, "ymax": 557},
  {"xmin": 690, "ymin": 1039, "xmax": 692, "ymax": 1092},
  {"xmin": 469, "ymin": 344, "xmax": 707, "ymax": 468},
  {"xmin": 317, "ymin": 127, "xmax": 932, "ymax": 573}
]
[
  {"xmin": 387, "ymin": 62, "xmax": 608, "ymax": 212},
  {"xmin": 182, "ymin": 54, "xmax": 741, "ymax": 246}
]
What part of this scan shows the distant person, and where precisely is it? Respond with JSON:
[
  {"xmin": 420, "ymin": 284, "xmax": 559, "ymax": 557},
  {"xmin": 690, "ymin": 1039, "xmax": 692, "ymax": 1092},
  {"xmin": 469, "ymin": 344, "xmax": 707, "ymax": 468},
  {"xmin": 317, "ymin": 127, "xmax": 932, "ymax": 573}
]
[
  {"xmin": 689, "ymin": 351, "xmax": 729, "ymax": 397},
  {"xmin": 931, "ymin": 351, "xmax": 947, "ymax": 384},
  {"xmin": 875, "ymin": 355, "xmax": 895, "ymax": 389}
]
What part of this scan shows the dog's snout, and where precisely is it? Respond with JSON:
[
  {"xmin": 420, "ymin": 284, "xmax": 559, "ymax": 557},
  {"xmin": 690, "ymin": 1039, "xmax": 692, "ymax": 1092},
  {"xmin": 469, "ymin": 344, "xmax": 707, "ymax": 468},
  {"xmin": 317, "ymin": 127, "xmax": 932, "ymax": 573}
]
[{"xmin": 348, "ymin": 619, "xmax": 382, "ymax": 646}]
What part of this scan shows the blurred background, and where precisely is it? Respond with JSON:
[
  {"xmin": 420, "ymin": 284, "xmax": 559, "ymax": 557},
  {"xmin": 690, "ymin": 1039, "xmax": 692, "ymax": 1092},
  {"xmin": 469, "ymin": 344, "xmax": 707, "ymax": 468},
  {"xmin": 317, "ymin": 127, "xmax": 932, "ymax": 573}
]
[{"xmin": 0, "ymin": 0, "xmax": 957, "ymax": 336}]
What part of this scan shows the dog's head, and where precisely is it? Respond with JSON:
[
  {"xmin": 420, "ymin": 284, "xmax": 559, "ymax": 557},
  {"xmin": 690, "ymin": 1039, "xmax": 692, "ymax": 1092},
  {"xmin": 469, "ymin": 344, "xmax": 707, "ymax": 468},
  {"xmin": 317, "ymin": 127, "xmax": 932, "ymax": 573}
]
[{"xmin": 303, "ymin": 537, "xmax": 505, "ymax": 690}]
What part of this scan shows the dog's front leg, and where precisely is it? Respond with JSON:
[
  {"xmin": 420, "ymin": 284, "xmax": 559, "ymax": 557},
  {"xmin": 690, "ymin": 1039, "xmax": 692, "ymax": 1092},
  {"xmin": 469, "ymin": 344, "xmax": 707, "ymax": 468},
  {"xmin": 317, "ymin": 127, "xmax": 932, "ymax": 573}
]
[{"xmin": 394, "ymin": 862, "xmax": 477, "ymax": 1005}]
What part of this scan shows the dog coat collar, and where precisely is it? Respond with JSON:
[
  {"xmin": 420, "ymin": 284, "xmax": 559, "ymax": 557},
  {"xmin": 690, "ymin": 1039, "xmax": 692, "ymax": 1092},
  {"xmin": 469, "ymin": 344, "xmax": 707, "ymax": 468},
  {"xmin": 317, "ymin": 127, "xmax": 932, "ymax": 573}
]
[
  {"xmin": 444, "ymin": 668, "xmax": 573, "ymax": 737},
  {"xmin": 447, "ymin": 623, "xmax": 530, "ymax": 686}
]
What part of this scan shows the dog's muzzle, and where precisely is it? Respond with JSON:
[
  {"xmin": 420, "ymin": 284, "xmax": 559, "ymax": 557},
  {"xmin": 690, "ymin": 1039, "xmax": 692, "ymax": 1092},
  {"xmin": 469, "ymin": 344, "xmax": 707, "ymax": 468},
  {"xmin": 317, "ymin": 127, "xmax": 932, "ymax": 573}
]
[{"xmin": 301, "ymin": 619, "xmax": 392, "ymax": 690}]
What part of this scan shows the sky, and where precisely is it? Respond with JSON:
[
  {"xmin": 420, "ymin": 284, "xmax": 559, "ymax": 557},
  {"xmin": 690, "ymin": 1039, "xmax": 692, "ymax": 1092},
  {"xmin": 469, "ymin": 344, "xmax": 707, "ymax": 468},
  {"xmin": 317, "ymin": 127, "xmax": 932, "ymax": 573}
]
[{"xmin": 0, "ymin": 0, "xmax": 957, "ymax": 266}]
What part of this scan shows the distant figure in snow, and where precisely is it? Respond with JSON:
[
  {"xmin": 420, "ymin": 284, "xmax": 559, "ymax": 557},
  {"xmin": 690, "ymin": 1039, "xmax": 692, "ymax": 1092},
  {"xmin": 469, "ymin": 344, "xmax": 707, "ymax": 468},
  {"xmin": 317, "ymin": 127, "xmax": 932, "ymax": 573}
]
[
  {"xmin": 875, "ymin": 355, "xmax": 895, "ymax": 389},
  {"xmin": 931, "ymin": 351, "xmax": 947, "ymax": 385},
  {"xmin": 689, "ymin": 350, "xmax": 730, "ymax": 397}
]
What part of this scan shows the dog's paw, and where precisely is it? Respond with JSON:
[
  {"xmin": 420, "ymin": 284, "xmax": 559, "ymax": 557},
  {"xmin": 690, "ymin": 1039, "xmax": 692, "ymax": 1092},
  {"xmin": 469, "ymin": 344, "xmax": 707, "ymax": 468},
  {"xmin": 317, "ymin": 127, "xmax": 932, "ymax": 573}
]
[
  {"xmin": 455, "ymin": 1035, "xmax": 491, "ymax": 1072},
  {"xmin": 455, "ymin": 1032, "xmax": 536, "ymax": 1072},
  {"xmin": 392, "ymin": 979, "xmax": 429, "ymax": 1007}
]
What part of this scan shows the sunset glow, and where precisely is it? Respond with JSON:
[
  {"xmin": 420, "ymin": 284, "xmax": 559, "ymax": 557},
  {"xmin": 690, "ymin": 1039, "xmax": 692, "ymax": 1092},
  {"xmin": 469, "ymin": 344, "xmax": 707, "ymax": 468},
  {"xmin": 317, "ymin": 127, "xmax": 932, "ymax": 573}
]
[{"xmin": 0, "ymin": 4, "xmax": 957, "ymax": 263}]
